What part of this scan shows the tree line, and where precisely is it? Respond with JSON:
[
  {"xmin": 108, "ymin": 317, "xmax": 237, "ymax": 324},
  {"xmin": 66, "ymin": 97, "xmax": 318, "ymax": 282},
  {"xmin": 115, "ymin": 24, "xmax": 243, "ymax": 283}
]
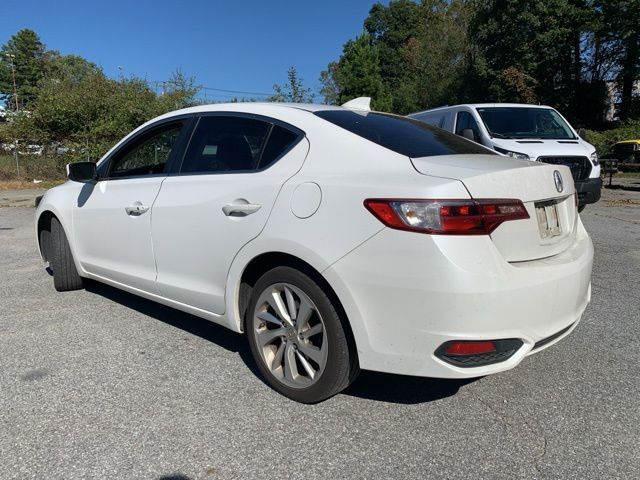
[
  {"xmin": 0, "ymin": 0, "xmax": 638, "ymax": 162},
  {"xmin": 0, "ymin": 29, "xmax": 198, "ymax": 159},
  {"xmin": 320, "ymin": 0, "xmax": 640, "ymax": 128},
  {"xmin": 0, "ymin": 29, "xmax": 318, "ymax": 161}
]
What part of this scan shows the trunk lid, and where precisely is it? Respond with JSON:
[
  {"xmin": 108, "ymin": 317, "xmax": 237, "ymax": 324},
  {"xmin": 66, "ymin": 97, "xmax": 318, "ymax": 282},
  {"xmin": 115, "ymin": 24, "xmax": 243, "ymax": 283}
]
[{"xmin": 411, "ymin": 154, "xmax": 578, "ymax": 262}]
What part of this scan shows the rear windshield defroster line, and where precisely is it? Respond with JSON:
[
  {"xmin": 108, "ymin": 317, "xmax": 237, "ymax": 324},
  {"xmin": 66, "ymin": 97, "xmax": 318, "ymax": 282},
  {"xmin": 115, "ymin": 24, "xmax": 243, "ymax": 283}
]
[{"xmin": 315, "ymin": 110, "xmax": 493, "ymax": 158}]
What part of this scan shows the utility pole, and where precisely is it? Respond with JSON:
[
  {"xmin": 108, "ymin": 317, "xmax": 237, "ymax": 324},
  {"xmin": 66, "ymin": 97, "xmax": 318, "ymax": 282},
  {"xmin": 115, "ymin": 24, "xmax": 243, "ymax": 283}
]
[
  {"xmin": 5, "ymin": 53, "xmax": 19, "ymax": 176},
  {"xmin": 5, "ymin": 53, "xmax": 18, "ymax": 111}
]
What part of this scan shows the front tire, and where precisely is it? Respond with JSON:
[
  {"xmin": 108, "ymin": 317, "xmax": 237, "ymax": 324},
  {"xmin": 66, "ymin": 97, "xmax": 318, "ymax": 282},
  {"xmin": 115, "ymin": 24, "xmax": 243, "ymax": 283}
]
[
  {"xmin": 245, "ymin": 266, "xmax": 358, "ymax": 403},
  {"xmin": 49, "ymin": 217, "xmax": 84, "ymax": 292}
]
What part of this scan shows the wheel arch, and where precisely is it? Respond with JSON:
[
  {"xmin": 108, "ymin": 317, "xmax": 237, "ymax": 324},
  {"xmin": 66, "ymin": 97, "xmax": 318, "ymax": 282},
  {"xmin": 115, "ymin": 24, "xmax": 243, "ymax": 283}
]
[
  {"xmin": 36, "ymin": 210, "xmax": 58, "ymax": 261},
  {"xmin": 234, "ymin": 251, "xmax": 359, "ymax": 358},
  {"xmin": 35, "ymin": 203, "xmax": 83, "ymax": 276}
]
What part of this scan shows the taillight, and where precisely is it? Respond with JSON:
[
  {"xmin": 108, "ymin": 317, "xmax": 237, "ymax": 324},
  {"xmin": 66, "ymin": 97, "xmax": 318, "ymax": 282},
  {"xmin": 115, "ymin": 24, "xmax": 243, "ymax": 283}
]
[{"xmin": 364, "ymin": 198, "xmax": 529, "ymax": 235}]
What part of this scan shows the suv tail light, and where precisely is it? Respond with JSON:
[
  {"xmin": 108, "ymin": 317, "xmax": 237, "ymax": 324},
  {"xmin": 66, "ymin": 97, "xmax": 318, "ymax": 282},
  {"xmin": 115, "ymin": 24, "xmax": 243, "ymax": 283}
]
[{"xmin": 364, "ymin": 198, "xmax": 529, "ymax": 235}]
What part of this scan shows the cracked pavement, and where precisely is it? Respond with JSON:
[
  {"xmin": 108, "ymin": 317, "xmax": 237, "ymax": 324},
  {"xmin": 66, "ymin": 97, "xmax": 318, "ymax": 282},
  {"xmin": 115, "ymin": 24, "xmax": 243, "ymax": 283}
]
[{"xmin": 0, "ymin": 186, "xmax": 638, "ymax": 479}]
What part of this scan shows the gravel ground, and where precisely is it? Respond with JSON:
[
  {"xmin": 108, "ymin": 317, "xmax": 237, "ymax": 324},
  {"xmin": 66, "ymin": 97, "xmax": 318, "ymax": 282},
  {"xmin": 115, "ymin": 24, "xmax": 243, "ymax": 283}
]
[{"xmin": 0, "ymin": 187, "xmax": 638, "ymax": 480}]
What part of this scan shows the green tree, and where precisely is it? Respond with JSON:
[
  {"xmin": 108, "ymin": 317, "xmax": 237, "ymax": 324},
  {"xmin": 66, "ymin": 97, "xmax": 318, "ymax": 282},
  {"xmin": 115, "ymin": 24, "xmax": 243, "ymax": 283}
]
[
  {"xmin": 43, "ymin": 53, "xmax": 101, "ymax": 84},
  {"xmin": 9, "ymin": 67, "xmax": 198, "ymax": 159},
  {"xmin": 364, "ymin": 0, "xmax": 423, "ymax": 112},
  {"xmin": 156, "ymin": 68, "xmax": 198, "ymax": 110},
  {"xmin": 319, "ymin": 61, "xmax": 340, "ymax": 105},
  {"xmin": 467, "ymin": 0, "xmax": 606, "ymax": 124},
  {"xmin": 333, "ymin": 33, "xmax": 393, "ymax": 111},
  {"xmin": 596, "ymin": 0, "xmax": 640, "ymax": 120},
  {"xmin": 324, "ymin": 1, "xmax": 474, "ymax": 114},
  {"xmin": 0, "ymin": 29, "xmax": 46, "ymax": 110},
  {"xmin": 269, "ymin": 66, "xmax": 314, "ymax": 103},
  {"xmin": 406, "ymin": 0, "xmax": 474, "ymax": 109}
]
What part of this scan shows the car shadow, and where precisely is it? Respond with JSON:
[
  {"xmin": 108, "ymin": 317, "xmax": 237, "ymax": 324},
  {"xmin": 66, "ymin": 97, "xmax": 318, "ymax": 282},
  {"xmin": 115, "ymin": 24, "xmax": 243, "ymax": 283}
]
[
  {"xmin": 77, "ymin": 181, "xmax": 95, "ymax": 207},
  {"xmin": 85, "ymin": 280, "xmax": 475, "ymax": 405},
  {"xmin": 342, "ymin": 371, "xmax": 478, "ymax": 405},
  {"xmin": 85, "ymin": 280, "xmax": 250, "ymax": 356}
]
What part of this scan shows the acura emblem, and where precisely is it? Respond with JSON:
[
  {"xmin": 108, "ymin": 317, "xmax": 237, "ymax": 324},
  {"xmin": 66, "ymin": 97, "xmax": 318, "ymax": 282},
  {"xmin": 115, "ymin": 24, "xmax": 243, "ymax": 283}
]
[{"xmin": 553, "ymin": 170, "xmax": 563, "ymax": 193}]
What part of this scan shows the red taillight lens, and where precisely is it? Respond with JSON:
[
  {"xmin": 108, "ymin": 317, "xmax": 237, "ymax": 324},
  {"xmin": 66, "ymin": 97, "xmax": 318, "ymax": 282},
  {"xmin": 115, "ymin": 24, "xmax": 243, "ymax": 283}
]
[
  {"xmin": 364, "ymin": 198, "xmax": 529, "ymax": 235},
  {"xmin": 444, "ymin": 340, "xmax": 496, "ymax": 356}
]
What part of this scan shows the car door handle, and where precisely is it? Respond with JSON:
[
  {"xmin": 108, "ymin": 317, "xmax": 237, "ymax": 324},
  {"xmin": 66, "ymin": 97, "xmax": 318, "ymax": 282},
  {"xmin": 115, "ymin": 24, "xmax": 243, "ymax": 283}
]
[
  {"xmin": 222, "ymin": 201, "xmax": 262, "ymax": 217},
  {"xmin": 125, "ymin": 202, "xmax": 149, "ymax": 216}
]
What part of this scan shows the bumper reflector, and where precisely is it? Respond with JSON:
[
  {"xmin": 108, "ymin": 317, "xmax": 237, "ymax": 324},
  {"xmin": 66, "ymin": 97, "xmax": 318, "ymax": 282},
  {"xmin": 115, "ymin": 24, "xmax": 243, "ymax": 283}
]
[
  {"xmin": 435, "ymin": 338, "xmax": 523, "ymax": 368},
  {"xmin": 444, "ymin": 340, "xmax": 496, "ymax": 355}
]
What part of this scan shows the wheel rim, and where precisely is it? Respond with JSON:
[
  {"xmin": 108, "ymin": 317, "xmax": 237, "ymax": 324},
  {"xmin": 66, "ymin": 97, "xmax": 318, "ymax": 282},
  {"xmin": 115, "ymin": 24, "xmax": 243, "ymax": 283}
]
[{"xmin": 252, "ymin": 282, "xmax": 328, "ymax": 389}]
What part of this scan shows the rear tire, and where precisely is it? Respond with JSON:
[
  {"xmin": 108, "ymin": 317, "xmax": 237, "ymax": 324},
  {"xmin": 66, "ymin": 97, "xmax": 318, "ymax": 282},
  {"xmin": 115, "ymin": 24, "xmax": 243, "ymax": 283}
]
[
  {"xmin": 49, "ymin": 218, "xmax": 84, "ymax": 292},
  {"xmin": 578, "ymin": 205, "xmax": 586, "ymax": 213},
  {"xmin": 245, "ymin": 266, "xmax": 358, "ymax": 403}
]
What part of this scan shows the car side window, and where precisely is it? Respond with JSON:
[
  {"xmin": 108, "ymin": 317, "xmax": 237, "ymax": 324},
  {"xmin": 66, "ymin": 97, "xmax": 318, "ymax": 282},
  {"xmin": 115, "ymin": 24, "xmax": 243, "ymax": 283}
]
[
  {"xmin": 109, "ymin": 123, "xmax": 183, "ymax": 179},
  {"xmin": 259, "ymin": 125, "xmax": 300, "ymax": 169},
  {"xmin": 181, "ymin": 116, "xmax": 272, "ymax": 174},
  {"xmin": 455, "ymin": 111, "xmax": 480, "ymax": 142}
]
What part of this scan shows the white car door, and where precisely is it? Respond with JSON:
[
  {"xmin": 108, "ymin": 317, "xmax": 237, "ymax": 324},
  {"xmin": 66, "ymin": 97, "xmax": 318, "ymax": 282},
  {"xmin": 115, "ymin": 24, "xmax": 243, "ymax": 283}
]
[
  {"xmin": 151, "ymin": 114, "xmax": 309, "ymax": 314},
  {"xmin": 73, "ymin": 119, "xmax": 190, "ymax": 293}
]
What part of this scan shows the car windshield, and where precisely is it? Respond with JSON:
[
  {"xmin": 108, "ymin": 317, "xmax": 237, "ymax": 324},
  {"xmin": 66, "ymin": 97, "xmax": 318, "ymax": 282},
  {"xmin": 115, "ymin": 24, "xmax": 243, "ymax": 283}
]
[
  {"xmin": 315, "ymin": 110, "xmax": 493, "ymax": 157},
  {"xmin": 476, "ymin": 107, "xmax": 576, "ymax": 140}
]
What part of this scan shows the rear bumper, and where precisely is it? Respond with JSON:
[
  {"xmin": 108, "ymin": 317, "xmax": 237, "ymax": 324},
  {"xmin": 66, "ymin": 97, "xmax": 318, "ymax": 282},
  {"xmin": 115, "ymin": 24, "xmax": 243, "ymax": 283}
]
[
  {"xmin": 323, "ymin": 220, "xmax": 594, "ymax": 378},
  {"xmin": 576, "ymin": 177, "xmax": 602, "ymax": 206}
]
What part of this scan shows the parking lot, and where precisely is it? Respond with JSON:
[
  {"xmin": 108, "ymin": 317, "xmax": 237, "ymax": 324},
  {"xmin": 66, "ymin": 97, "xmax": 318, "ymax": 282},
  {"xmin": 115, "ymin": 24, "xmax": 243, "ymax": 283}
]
[{"xmin": 1, "ymin": 187, "xmax": 639, "ymax": 480}]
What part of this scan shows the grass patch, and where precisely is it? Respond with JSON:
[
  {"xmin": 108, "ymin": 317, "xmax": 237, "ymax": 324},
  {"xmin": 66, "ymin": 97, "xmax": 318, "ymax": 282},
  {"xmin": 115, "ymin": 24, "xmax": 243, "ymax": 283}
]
[
  {"xmin": 0, "ymin": 179, "xmax": 65, "ymax": 190},
  {"xmin": 0, "ymin": 154, "xmax": 68, "ymax": 182}
]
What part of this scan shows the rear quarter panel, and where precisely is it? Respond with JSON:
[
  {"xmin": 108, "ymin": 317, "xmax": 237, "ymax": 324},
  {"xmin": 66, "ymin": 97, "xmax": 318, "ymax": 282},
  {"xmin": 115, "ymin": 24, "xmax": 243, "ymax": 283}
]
[{"xmin": 225, "ymin": 117, "xmax": 471, "ymax": 332}]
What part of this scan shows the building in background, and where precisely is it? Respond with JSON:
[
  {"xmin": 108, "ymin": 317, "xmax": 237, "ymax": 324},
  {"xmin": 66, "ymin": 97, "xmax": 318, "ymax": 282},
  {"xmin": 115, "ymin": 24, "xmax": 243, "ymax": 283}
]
[{"xmin": 605, "ymin": 80, "xmax": 640, "ymax": 122}]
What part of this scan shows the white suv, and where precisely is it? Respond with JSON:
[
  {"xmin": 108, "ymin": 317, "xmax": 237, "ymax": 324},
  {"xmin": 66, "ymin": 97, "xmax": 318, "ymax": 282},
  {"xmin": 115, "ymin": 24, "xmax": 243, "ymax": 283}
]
[{"xmin": 410, "ymin": 104, "xmax": 602, "ymax": 211}]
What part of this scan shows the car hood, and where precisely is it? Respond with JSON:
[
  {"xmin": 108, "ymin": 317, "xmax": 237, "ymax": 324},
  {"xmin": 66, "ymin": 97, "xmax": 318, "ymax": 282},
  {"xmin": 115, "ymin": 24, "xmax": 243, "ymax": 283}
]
[{"xmin": 491, "ymin": 138, "xmax": 595, "ymax": 158}]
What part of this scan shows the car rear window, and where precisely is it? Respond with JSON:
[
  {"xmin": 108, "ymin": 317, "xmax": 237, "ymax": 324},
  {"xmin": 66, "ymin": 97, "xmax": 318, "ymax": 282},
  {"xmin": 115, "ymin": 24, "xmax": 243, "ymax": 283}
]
[{"xmin": 315, "ymin": 110, "xmax": 493, "ymax": 157}]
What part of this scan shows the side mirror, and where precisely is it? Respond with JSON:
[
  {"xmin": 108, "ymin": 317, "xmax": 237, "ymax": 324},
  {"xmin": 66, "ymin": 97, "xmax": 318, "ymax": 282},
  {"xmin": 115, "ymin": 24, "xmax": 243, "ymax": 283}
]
[
  {"xmin": 461, "ymin": 128, "xmax": 476, "ymax": 142},
  {"xmin": 66, "ymin": 161, "xmax": 97, "ymax": 183}
]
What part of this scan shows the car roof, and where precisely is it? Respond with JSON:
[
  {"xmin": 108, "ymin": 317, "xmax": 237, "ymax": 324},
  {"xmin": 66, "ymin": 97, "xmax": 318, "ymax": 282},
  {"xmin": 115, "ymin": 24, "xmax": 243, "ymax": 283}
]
[
  {"xmin": 167, "ymin": 102, "xmax": 342, "ymax": 116},
  {"xmin": 411, "ymin": 103, "xmax": 553, "ymax": 116},
  {"xmin": 615, "ymin": 139, "xmax": 640, "ymax": 144},
  {"xmin": 141, "ymin": 102, "xmax": 358, "ymax": 129},
  {"xmin": 98, "ymin": 102, "xmax": 371, "ymax": 165}
]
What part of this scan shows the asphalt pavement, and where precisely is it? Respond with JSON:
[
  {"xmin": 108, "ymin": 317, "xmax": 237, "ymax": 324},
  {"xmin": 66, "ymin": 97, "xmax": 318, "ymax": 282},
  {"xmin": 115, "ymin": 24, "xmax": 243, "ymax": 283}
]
[{"xmin": 0, "ymin": 187, "xmax": 638, "ymax": 479}]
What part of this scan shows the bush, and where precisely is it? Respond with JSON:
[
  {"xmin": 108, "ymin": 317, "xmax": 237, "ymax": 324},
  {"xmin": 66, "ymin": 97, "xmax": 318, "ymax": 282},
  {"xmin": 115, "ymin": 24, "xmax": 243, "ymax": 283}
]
[{"xmin": 584, "ymin": 120, "xmax": 640, "ymax": 155}]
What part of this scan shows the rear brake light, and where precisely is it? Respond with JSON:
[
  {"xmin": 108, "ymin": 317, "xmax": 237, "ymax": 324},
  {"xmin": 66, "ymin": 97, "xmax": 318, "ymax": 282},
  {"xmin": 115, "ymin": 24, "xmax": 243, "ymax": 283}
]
[{"xmin": 364, "ymin": 198, "xmax": 529, "ymax": 235}]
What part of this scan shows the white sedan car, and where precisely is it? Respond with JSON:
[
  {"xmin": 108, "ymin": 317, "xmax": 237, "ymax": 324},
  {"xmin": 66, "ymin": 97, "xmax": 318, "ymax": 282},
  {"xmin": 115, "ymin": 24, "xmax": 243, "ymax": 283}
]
[{"xmin": 35, "ymin": 100, "xmax": 593, "ymax": 403}]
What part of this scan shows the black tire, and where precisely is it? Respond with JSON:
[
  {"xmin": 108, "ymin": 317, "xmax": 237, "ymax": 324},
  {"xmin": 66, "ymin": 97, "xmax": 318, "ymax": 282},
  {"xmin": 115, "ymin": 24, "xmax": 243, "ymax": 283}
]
[
  {"xmin": 245, "ymin": 266, "xmax": 359, "ymax": 403},
  {"xmin": 49, "ymin": 217, "xmax": 84, "ymax": 292},
  {"xmin": 39, "ymin": 228, "xmax": 51, "ymax": 263},
  {"xmin": 578, "ymin": 205, "xmax": 586, "ymax": 213}
]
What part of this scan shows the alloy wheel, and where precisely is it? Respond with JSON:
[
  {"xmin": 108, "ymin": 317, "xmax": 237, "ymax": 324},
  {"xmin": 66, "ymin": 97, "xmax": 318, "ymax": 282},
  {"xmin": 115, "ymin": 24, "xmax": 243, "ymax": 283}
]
[{"xmin": 252, "ymin": 282, "xmax": 328, "ymax": 389}]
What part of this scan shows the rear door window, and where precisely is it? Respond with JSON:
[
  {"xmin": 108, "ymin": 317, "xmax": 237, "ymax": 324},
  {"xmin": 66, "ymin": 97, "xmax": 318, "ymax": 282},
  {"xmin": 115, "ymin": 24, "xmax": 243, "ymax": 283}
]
[
  {"xmin": 180, "ymin": 116, "xmax": 302, "ymax": 174},
  {"xmin": 315, "ymin": 110, "xmax": 491, "ymax": 158}
]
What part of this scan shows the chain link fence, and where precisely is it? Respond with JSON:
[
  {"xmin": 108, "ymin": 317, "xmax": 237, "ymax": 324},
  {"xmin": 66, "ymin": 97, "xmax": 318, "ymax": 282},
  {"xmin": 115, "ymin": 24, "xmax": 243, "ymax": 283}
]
[{"xmin": 0, "ymin": 139, "xmax": 72, "ymax": 185}]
